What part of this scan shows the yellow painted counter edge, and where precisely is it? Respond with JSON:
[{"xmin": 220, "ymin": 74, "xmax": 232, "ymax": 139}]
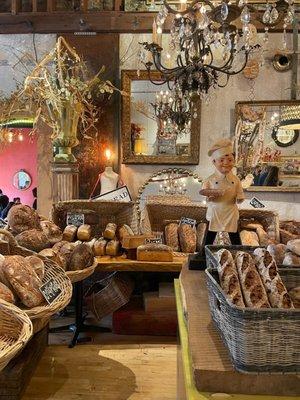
[{"xmin": 174, "ymin": 279, "xmax": 300, "ymax": 400}]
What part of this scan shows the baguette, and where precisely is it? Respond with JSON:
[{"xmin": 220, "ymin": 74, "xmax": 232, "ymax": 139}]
[
  {"xmin": 165, "ymin": 222, "xmax": 179, "ymax": 251},
  {"xmin": 178, "ymin": 224, "xmax": 196, "ymax": 253}
]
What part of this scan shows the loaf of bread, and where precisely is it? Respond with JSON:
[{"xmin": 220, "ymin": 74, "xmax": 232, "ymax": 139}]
[
  {"xmin": 52, "ymin": 240, "xmax": 68, "ymax": 253},
  {"xmin": 282, "ymin": 252, "xmax": 300, "ymax": 267},
  {"xmin": 280, "ymin": 221, "xmax": 300, "ymax": 236},
  {"xmin": 40, "ymin": 220, "xmax": 62, "ymax": 245},
  {"xmin": 7, "ymin": 204, "xmax": 41, "ymax": 234},
  {"xmin": 25, "ymin": 256, "xmax": 45, "ymax": 280},
  {"xmin": 240, "ymin": 230, "xmax": 259, "ymax": 246},
  {"xmin": 267, "ymin": 244, "xmax": 286, "ymax": 265},
  {"xmin": 178, "ymin": 224, "xmax": 196, "ymax": 253},
  {"xmin": 15, "ymin": 229, "xmax": 49, "ymax": 252},
  {"xmin": 137, "ymin": 243, "xmax": 173, "ymax": 262},
  {"xmin": 235, "ymin": 251, "xmax": 270, "ymax": 308},
  {"xmin": 118, "ymin": 225, "xmax": 134, "ymax": 242},
  {"xmin": 287, "ymin": 239, "xmax": 300, "ymax": 257},
  {"xmin": 196, "ymin": 223, "xmax": 207, "ymax": 252},
  {"xmin": 2, "ymin": 256, "xmax": 44, "ymax": 308},
  {"xmin": 38, "ymin": 249, "xmax": 65, "ymax": 269},
  {"xmin": 58, "ymin": 242, "xmax": 77, "ymax": 270},
  {"xmin": 93, "ymin": 238, "xmax": 107, "ymax": 256},
  {"xmin": 0, "ymin": 282, "xmax": 15, "ymax": 304},
  {"xmin": 77, "ymin": 224, "xmax": 92, "ymax": 241},
  {"xmin": 289, "ymin": 287, "xmax": 300, "ymax": 308},
  {"xmin": 215, "ymin": 249, "xmax": 245, "ymax": 308},
  {"xmin": 280, "ymin": 229, "xmax": 298, "ymax": 244},
  {"xmin": 106, "ymin": 240, "xmax": 120, "ymax": 257},
  {"xmin": 103, "ymin": 223, "xmax": 117, "ymax": 240},
  {"xmin": 63, "ymin": 225, "xmax": 78, "ymax": 242},
  {"xmin": 240, "ymin": 220, "xmax": 264, "ymax": 231},
  {"xmin": 256, "ymin": 227, "xmax": 271, "ymax": 246},
  {"xmin": 254, "ymin": 248, "xmax": 293, "ymax": 309},
  {"xmin": 165, "ymin": 223, "xmax": 179, "ymax": 251},
  {"xmin": 68, "ymin": 243, "xmax": 94, "ymax": 271}
]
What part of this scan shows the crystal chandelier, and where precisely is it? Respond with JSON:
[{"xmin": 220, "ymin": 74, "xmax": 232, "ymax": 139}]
[
  {"xmin": 159, "ymin": 170, "xmax": 187, "ymax": 195},
  {"xmin": 140, "ymin": 0, "xmax": 296, "ymax": 101}
]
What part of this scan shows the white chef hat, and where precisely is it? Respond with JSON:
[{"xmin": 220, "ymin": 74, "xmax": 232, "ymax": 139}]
[{"xmin": 208, "ymin": 138, "xmax": 233, "ymax": 159}]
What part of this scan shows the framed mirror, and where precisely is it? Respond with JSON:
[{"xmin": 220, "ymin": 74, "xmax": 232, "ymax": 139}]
[
  {"xmin": 235, "ymin": 100, "xmax": 300, "ymax": 191},
  {"xmin": 13, "ymin": 169, "xmax": 32, "ymax": 190},
  {"xmin": 121, "ymin": 70, "xmax": 201, "ymax": 165}
]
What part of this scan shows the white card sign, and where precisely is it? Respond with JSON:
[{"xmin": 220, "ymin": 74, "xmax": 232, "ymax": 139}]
[
  {"xmin": 40, "ymin": 278, "xmax": 62, "ymax": 305},
  {"xmin": 66, "ymin": 212, "xmax": 85, "ymax": 227},
  {"xmin": 249, "ymin": 197, "xmax": 266, "ymax": 209},
  {"xmin": 0, "ymin": 218, "xmax": 8, "ymax": 228},
  {"xmin": 180, "ymin": 217, "xmax": 197, "ymax": 228},
  {"xmin": 145, "ymin": 237, "xmax": 163, "ymax": 244},
  {"xmin": 92, "ymin": 186, "xmax": 132, "ymax": 202}
]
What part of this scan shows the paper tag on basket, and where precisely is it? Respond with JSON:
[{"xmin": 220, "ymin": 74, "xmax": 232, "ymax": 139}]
[
  {"xmin": 40, "ymin": 278, "xmax": 62, "ymax": 305},
  {"xmin": 66, "ymin": 212, "xmax": 85, "ymax": 227},
  {"xmin": 145, "ymin": 237, "xmax": 163, "ymax": 244},
  {"xmin": 180, "ymin": 217, "xmax": 197, "ymax": 228},
  {"xmin": 249, "ymin": 197, "xmax": 266, "ymax": 209}
]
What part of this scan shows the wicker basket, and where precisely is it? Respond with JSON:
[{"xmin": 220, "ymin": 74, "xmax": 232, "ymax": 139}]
[
  {"xmin": 0, "ymin": 229, "xmax": 73, "ymax": 321},
  {"xmin": 66, "ymin": 259, "xmax": 97, "ymax": 284},
  {"xmin": 85, "ymin": 272, "xmax": 134, "ymax": 321},
  {"xmin": 0, "ymin": 300, "xmax": 33, "ymax": 372}
]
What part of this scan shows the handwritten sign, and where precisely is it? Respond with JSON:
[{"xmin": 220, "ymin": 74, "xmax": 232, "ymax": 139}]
[
  {"xmin": 249, "ymin": 197, "xmax": 266, "ymax": 209},
  {"xmin": 66, "ymin": 212, "xmax": 85, "ymax": 227},
  {"xmin": 92, "ymin": 186, "xmax": 131, "ymax": 202},
  {"xmin": 0, "ymin": 218, "xmax": 8, "ymax": 229},
  {"xmin": 40, "ymin": 278, "xmax": 62, "ymax": 305},
  {"xmin": 145, "ymin": 237, "xmax": 163, "ymax": 244},
  {"xmin": 180, "ymin": 217, "xmax": 197, "ymax": 228}
]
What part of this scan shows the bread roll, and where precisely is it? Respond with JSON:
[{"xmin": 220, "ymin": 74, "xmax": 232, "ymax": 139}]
[
  {"xmin": 282, "ymin": 252, "xmax": 300, "ymax": 267},
  {"xmin": 25, "ymin": 256, "xmax": 45, "ymax": 280},
  {"xmin": 2, "ymin": 256, "xmax": 44, "ymax": 308},
  {"xmin": 240, "ymin": 230, "xmax": 259, "ymax": 246},
  {"xmin": 235, "ymin": 251, "xmax": 269, "ymax": 308},
  {"xmin": 254, "ymin": 248, "xmax": 293, "ymax": 309},
  {"xmin": 267, "ymin": 244, "xmax": 286, "ymax": 265},
  {"xmin": 15, "ymin": 229, "xmax": 49, "ymax": 252},
  {"xmin": 0, "ymin": 282, "xmax": 15, "ymax": 304},
  {"xmin": 215, "ymin": 249, "xmax": 245, "ymax": 308},
  {"xmin": 289, "ymin": 287, "xmax": 300, "ymax": 308},
  {"xmin": 137, "ymin": 244, "xmax": 173, "ymax": 262},
  {"xmin": 63, "ymin": 225, "xmax": 78, "ymax": 242},
  {"xmin": 106, "ymin": 240, "xmax": 120, "ymax": 257},
  {"xmin": 118, "ymin": 225, "xmax": 134, "ymax": 242},
  {"xmin": 287, "ymin": 239, "xmax": 300, "ymax": 256},
  {"xmin": 40, "ymin": 220, "xmax": 63, "ymax": 245},
  {"xmin": 77, "ymin": 224, "xmax": 92, "ymax": 241},
  {"xmin": 178, "ymin": 224, "xmax": 196, "ymax": 253},
  {"xmin": 68, "ymin": 243, "xmax": 94, "ymax": 271},
  {"xmin": 93, "ymin": 238, "xmax": 107, "ymax": 256},
  {"xmin": 103, "ymin": 223, "xmax": 117, "ymax": 240},
  {"xmin": 7, "ymin": 204, "xmax": 41, "ymax": 234},
  {"xmin": 165, "ymin": 223, "xmax": 179, "ymax": 251}
]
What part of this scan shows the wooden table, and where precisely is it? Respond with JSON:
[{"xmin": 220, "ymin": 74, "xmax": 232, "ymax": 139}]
[{"xmin": 95, "ymin": 256, "xmax": 186, "ymax": 272}]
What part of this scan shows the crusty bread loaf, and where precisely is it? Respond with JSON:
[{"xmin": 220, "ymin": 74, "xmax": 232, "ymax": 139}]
[
  {"xmin": 256, "ymin": 226, "xmax": 271, "ymax": 246},
  {"xmin": 215, "ymin": 249, "xmax": 245, "ymax": 308},
  {"xmin": 7, "ymin": 204, "xmax": 41, "ymax": 234},
  {"xmin": 267, "ymin": 244, "xmax": 286, "ymax": 265},
  {"xmin": 58, "ymin": 242, "xmax": 77, "ymax": 270},
  {"xmin": 240, "ymin": 230, "xmax": 259, "ymax": 246},
  {"xmin": 289, "ymin": 287, "xmax": 300, "ymax": 308},
  {"xmin": 93, "ymin": 238, "xmax": 107, "ymax": 256},
  {"xmin": 40, "ymin": 220, "xmax": 63, "ymax": 245},
  {"xmin": 0, "ymin": 282, "xmax": 15, "ymax": 304},
  {"xmin": 2, "ymin": 256, "xmax": 44, "ymax": 308},
  {"xmin": 287, "ymin": 239, "xmax": 300, "ymax": 256},
  {"xmin": 235, "ymin": 251, "xmax": 270, "ymax": 308},
  {"xmin": 103, "ymin": 223, "xmax": 117, "ymax": 240},
  {"xmin": 282, "ymin": 252, "xmax": 300, "ymax": 266},
  {"xmin": 77, "ymin": 224, "xmax": 92, "ymax": 241},
  {"xmin": 106, "ymin": 240, "xmax": 120, "ymax": 257},
  {"xmin": 68, "ymin": 243, "xmax": 94, "ymax": 271},
  {"xmin": 137, "ymin": 243, "xmax": 173, "ymax": 262},
  {"xmin": 15, "ymin": 229, "xmax": 49, "ymax": 252},
  {"xmin": 52, "ymin": 240, "xmax": 68, "ymax": 253},
  {"xmin": 25, "ymin": 256, "xmax": 45, "ymax": 280},
  {"xmin": 63, "ymin": 225, "xmax": 78, "ymax": 242},
  {"xmin": 178, "ymin": 224, "xmax": 196, "ymax": 253},
  {"xmin": 165, "ymin": 223, "xmax": 179, "ymax": 251},
  {"xmin": 38, "ymin": 248, "xmax": 65, "ymax": 269},
  {"xmin": 254, "ymin": 248, "xmax": 293, "ymax": 309},
  {"xmin": 196, "ymin": 223, "xmax": 207, "ymax": 252},
  {"xmin": 118, "ymin": 225, "xmax": 134, "ymax": 242},
  {"xmin": 280, "ymin": 229, "xmax": 298, "ymax": 244}
]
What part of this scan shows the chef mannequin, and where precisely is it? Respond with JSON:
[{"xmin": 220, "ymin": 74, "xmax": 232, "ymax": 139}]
[{"xmin": 199, "ymin": 138, "xmax": 245, "ymax": 245}]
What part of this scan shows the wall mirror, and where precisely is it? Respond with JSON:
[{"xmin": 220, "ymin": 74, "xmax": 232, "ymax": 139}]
[
  {"xmin": 13, "ymin": 169, "xmax": 32, "ymax": 190},
  {"xmin": 121, "ymin": 70, "xmax": 201, "ymax": 165},
  {"xmin": 235, "ymin": 100, "xmax": 300, "ymax": 191}
]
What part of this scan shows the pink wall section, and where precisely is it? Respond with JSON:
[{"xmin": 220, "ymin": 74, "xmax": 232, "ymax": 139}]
[{"xmin": 0, "ymin": 129, "xmax": 37, "ymax": 207}]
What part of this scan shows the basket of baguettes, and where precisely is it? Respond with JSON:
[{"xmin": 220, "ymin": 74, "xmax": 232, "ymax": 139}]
[
  {"xmin": 205, "ymin": 245, "xmax": 300, "ymax": 374},
  {"xmin": 0, "ymin": 299, "xmax": 33, "ymax": 372}
]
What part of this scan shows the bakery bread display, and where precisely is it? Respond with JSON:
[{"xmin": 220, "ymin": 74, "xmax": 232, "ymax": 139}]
[
  {"xmin": 103, "ymin": 223, "xmax": 117, "ymax": 240},
  {"xmin": 240, "ymin": 230, "xmax": 259, "ymax": 246},
  {"xmin": 137, "ymin": 244, "xmax": 173, "ymax": 262},
  {"xmin": 68, "ymin": 243, "xmax": 94, "ymax": 271},
  {"xmin": 196, "ymin": 223, "xmax": 207, "ymax": 252},
  {"xmin": 77, "ymin": 224, "xmax": 92, "ymax": 241},
  {"xmin": 254, "ymin": 248, "xmax": 293, "ymax": 309},
  {"xmin": 215, "ymin": 249, "xmax": 245, "ymax": 308},
  {"xmin": 106, "ymin": 240, "xmax": 120, "ymax": 257},
  {"xmin": 0, "ymin": 282, "xmax": 15, "ymax": 304},
  {"xmin": 178, "ymin": 224, "xmax": 196, "ymax": 253},
  {"xmin": 165, "ymin": 222, "xmax": 179, "ymax": 251},
  {"xmin": 235, "ymin": 251, "xmax": 270, "ymax": 308},
  {"xmin": 63, "ymin": 225, "xmax": 78, "ymax": 242},
  {"xmin": 40, "ymin": 220, "xmax": 63, "ymax": 245},
  {"xmin": 15, "ymin": 229, "xmax": 49, "ymax": 252},
  {"xmin": 25, "ymin": 256, "xmax": 45, "ymax": 280},
  {"xmin": 7, "ymin": 204, "xmax": 41, "ymax": 234}
]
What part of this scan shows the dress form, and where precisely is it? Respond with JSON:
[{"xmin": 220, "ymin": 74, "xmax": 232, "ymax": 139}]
[{"xmin": 100, "ymin": 166, "xmax": 120, "ymax": 195}]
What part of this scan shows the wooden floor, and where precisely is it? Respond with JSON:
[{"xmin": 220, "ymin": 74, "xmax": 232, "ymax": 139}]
[{"xmin": 22, "ymin": 332, "xmax": 177, "ymax": 400}]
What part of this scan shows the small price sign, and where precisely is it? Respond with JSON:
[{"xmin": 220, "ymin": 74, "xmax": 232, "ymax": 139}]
[
  {"xmin": 40, "ymin": 278, "xmax": 62, "ymax": 305},
  {"xmin": 180, "ymin": 217, "xmax": 197, "ymax": 228},
  {"xmin": 145, "ymin": 237, "xmax": 163, "ymax": 244},
  {"xmin": 66, "ymin": 212, "xmax": 85, "ymax": 227},
  {"xmin": 249, "ymin": 197, "xmax": 266, "ymax": 209},
  {"xmin": 0, "ymin": 218, "xmax": 8, "ymax": 228}
]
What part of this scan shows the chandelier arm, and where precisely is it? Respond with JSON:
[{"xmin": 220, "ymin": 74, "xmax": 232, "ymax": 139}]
[
  {"xmin": 151, "ymin": 53, "xmax": 182, "ymax": 76},
  {"xmin": 217, "ymin": 74, "xmax": 230, "ymax": 88},
  {"xmin": 203, "ymin": 51, "xmax": 249, "ymax": 75},
  {"xmin": 163, "ymin": 0, "xmax": 215, "ymax": 16}
]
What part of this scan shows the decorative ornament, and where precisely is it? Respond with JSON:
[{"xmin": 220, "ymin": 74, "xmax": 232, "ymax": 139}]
[{"xmin": 243, "ymin": 59, "xmax": 260, "ymax": 80}]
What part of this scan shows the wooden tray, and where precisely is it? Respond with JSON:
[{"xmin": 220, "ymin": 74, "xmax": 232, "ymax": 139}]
[{"xmin": 95, "ymin": 256, "xmax": 186, "ymax": 272}]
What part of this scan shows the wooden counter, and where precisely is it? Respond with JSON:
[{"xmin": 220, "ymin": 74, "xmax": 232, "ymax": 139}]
[{"xmin": 95, "ymin": 256, "xmax": 186, "ymax": 272}]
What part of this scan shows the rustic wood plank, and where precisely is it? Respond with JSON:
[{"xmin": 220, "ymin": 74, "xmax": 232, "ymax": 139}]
[
  {"xmin": 80, "ymin": 0, "xmax": 88, "ymax": 12},
  {"xmin": 11, "ymin": 0, "xmax": 21, "ymax": 14},
  {"xmin": 95, "ymin": 256, "xmax": 185, "ymax": 272},
  {"xmin": 47, "ymin": 0, "xmax": 56, "ymax": 12},
  {"xmin": 32, "ymin": 0, "xmax": 38, "ymax": 12}
]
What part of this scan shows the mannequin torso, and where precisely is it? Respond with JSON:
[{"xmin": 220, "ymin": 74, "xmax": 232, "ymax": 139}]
[{"xmin": 100, "ymin": 166, "xmax": 120, "ymax": 195}]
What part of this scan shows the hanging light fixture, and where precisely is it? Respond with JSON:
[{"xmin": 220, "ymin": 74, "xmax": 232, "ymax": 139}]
[
  {"xmin": 139, "ymin": 0, "xmax": 295, "ymax": 102},
  {"xmin": 279, "ymin": 105, "xmax": 300, "ymax": 130}
]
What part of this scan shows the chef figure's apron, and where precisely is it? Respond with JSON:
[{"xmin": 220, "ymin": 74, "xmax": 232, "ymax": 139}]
[{"xmin": 202, "ymin": 171, "xmax": 245, "ymax": 233}]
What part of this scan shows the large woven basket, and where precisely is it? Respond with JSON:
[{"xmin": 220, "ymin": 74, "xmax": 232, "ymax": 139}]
[
  {"xmin": 0, "ymin": 300, "xmax": 33, "ymax": 372},
  {"xmin": 66, "ymin": 259, "xmax": 97, "ymax": 284},
  {"xmin": 0, "ymin": 230, "xmax": 73, "ymax": 321}
]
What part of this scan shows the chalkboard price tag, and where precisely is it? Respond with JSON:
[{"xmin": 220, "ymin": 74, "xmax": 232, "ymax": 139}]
[
  {"xmin": 0, "ymin": 218, "xmax": 8, "ymax": 228},
  {"xmin": 180, "ymin": 217, "xmax": 197, "ymax": 228},
  {"xmin": 249, "ymin": 197, "xmax": 266, "ymax": 209},
  {"xmin": 145, "ymin": 237, "xmax": 163, "ymax": 244},
  {"xmin": 66, "ymin": 212, "xmax": 85, "ymax": 227},
  {"xmin": 40, "ymin": 278, "xmax": 62, "ymax": 305}
]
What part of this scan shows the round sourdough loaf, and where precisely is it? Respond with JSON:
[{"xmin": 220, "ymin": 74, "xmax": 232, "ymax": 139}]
[
  {"xmin": 7, "ymin": 204, "xmax": 41, "ymax": 234},
  {"xmin": 15, "ymin": 229, "xmax": 49, "ymax": 252},
  {"xmin": 40, "ymin": 220, "xmax": 63, "ymax": 245},
  {"xmin": 0, "ymin": 282, "xmax": 15, "ymax": 304},
  {"xmin": 68, "ymin": 243, "xmax": 94, "ymax": 271}
]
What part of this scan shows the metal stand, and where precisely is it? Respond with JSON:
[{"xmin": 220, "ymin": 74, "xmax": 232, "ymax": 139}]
[{"xmin": 50, "ymin": 280, "xmax": 110, "ymax": 348}]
